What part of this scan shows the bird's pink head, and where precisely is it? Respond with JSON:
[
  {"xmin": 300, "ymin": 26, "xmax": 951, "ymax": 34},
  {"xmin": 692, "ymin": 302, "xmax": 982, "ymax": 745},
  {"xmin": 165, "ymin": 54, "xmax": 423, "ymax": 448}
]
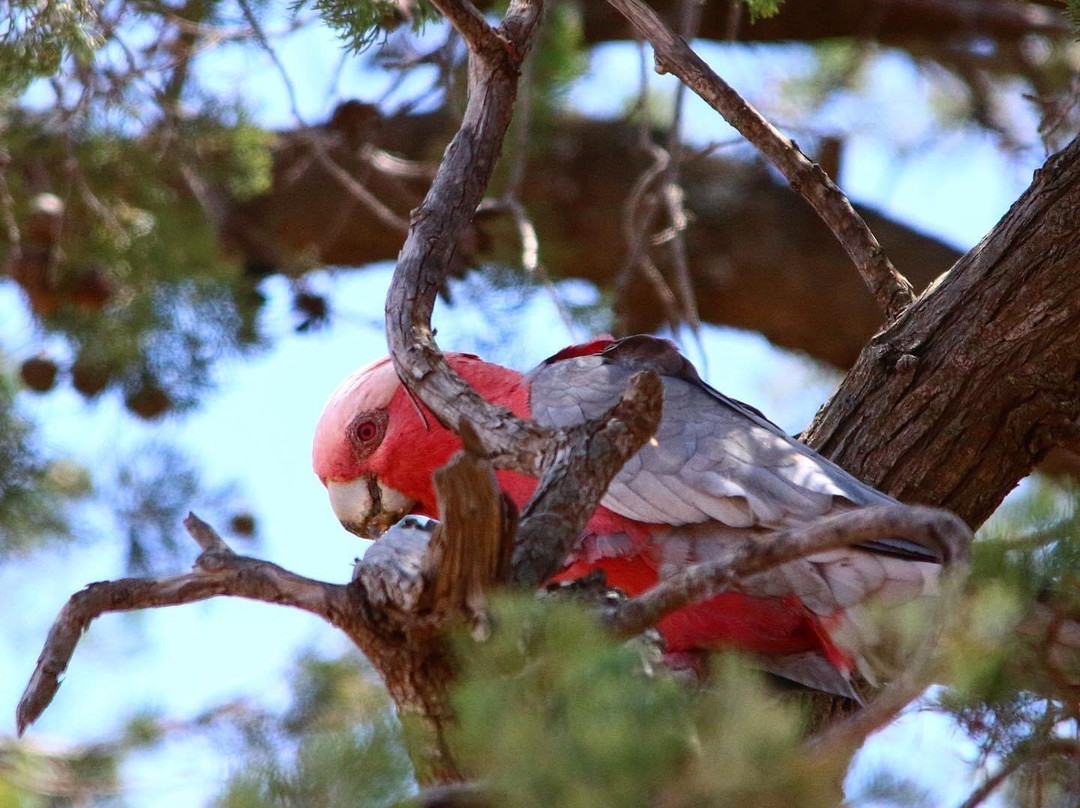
[{"xmin": 312, "ymin": 353, "xmax": 530, "ymax": 538}]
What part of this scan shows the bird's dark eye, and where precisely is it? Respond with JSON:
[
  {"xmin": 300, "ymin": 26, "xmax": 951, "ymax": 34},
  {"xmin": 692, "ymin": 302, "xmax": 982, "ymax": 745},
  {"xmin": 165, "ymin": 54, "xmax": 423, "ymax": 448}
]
[{"xmin": 357, "ymin": 421, "xmax": 377, "ymax": 441}]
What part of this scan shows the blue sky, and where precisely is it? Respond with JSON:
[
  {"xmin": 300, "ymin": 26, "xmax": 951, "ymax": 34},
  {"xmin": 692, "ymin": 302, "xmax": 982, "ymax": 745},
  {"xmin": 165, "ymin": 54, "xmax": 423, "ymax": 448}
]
[{"xmin": 2, "ymin": 12, "xmax": 1050, "ymax": 806}]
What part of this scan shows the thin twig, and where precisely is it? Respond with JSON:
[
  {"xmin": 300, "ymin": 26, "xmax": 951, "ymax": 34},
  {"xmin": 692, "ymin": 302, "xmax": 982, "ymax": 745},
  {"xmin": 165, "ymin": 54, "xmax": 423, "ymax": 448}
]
[
  {"xmin": 308, "ymin": 135, "xmax": 411, "ymax": 233},
  {"xmin": 956, "ymin": 739, "xmax": 1080, "ymax": 808},
  {"xmin": 477, "ymin": 197, "xmax": 577, "ymax": 337},
  {"xmin": 182, "ymin": 511, "xmax": 233, "ymax": 554},
  {"xmin": 615, "ymin": 144, "xmax": 682, "ymax": 332},
  {"xmin": 606, "ymin": 0, "xmax": 916, "ymax": 321},
  {"xmin": 483, "ymin": 32, "xmax": 579, "ymax": 339},
  {"xmin": 609, "ymin": 504, "xmax": 971, "ymax": 638},
  {"xmin": 16, "ymin": 521, "xmax": 350, "ymax": 737},
  {"xmin": 239, "ymin": 0, "xmax": 410, "ymax": 233},
  {"xmin": 661, "ymin": 0, "xmax": 703, "ymax": 334}
]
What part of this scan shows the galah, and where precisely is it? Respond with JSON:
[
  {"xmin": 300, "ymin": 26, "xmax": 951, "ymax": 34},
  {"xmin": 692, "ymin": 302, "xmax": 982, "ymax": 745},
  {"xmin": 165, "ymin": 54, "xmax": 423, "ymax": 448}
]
[{"xmin": 312, "ymin": 335, "xmax": 940, "ymax": 698}]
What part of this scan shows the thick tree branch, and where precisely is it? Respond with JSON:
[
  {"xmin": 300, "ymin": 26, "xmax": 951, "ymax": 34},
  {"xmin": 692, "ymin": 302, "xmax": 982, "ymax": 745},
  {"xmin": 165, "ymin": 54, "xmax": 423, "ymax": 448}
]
[
  {"xmin": 384, "ymin": 0, "xmax": 553, "ymax": 475},
  {"xmin": 18, "ymin": 444, "xmax": 520, "ymax": 785},
  {"xmin": 227, "ymin": 112, "xmax": 957, "ymax": 367},
  {"xmin": 608, "ymin": 504, "xmax": 971, "ymax": 638},
  {"xmin": 511, "ymin": 370, "xmax": 663, "ymax": 586},
  {"xmin": 578, "ymin": 0, "xmax": 1067, "ymax": 51},
  {"xmin": 803, "ymin": 134, "xmax": 1080, "ymax": 529},
  {"xmin": 606, "ymin": 0, "xmax": 915, "ymax": 321}
]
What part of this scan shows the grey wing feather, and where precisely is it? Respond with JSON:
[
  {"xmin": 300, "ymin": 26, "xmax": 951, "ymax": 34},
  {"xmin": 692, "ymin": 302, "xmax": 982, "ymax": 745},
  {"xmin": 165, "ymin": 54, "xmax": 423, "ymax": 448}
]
[{"xmin": 528, "ymin": 337, "xmax": 938, "ymax": 562}]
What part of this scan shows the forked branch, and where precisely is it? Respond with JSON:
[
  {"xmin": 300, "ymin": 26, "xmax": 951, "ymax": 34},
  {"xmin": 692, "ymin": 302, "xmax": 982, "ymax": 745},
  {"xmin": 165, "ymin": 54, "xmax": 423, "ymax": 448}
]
[
  {"xmin": 16, "ymin": 515, "xmax": 351, "ymax": 738},
  {"xmin": 16, "ymin": 445, "xmax": 519, "ymax": 785},
  {"xmin": 380, "ymin": 0, "xmax": 663, "ymax": 587},
  {"xmin": 606, "ymin": 0, "xmax": 916, "ymax": 321}
]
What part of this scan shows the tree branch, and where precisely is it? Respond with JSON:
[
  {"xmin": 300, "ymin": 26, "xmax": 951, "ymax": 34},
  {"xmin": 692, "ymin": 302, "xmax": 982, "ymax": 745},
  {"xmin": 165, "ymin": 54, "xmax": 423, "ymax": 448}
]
[
  {"xmin": 608, "ymin": 504, "xmax": 971, "ymax": 638},
  {"xmin": 802, "ymin": 134, "xmax": 1080, "ymax": 529},
  {"xmin": 429, "ymin": 0, "xmax": 508, "ymax": 57},
  {"xmin": 956, "ymin": 739, "xmax": 1080, "ymax": 808},
  {"xmin": 605, "ymin": 0, "xmax": 916, "ymax": 321},
  {"xmin": 380, "ymin": 0, "xmax": 664, "ymax": 590},
  {"xmin": 16, "ymin": 534, "xmax": 351, "ymax": 737},
  {"xmin": 511, "ymin": 370, "xmax": 663, "ymax": 586},
  {"xmin": 384, "ymin": 0, "xmax": 552, "ymax": 475},
  {"xmin": 17, "ymin": 442, "xmax": 520, "ymax": 785}
]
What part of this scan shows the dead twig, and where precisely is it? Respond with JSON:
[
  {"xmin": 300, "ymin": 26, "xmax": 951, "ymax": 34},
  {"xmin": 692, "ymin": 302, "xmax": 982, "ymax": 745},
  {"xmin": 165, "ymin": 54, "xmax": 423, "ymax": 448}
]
[
  {"xmin": 16, "ymin": 519, "xmax": 350, "ymax": 738},
  {"xmin": 609, "ymin": 504, "xmax": 971, "ymax": 638},
  {"xmin": 956, "ymin": 739, "xmax": 1080, "ymax": 808},
  {"xmin": 606, "ymin": 0, "xmax": 916, "ymax": 321},
  {"xmin": 239, "ymin": 0, "xmax": 410, "ymax": 234}
]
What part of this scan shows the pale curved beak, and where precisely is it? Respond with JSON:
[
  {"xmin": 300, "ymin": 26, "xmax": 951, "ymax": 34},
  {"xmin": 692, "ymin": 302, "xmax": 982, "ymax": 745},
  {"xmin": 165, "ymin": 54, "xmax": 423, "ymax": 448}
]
[{"xmin": 326, "ymin": 475, "xmax": 417, "ymax": 539}]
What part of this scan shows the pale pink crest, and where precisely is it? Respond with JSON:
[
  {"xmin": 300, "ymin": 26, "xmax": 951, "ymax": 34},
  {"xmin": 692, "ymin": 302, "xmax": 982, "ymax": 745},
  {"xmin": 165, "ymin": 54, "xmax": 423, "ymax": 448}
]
[{"xmin": 313, "ymin": 356, "xmax": 401, "ymax": 481}]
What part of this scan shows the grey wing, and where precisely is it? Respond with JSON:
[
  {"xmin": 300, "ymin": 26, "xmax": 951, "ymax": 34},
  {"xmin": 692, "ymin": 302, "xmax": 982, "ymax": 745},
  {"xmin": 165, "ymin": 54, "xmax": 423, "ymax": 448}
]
[{"xmin": 528, "ymin": 345, "xmax": 926, "ymax": 554}]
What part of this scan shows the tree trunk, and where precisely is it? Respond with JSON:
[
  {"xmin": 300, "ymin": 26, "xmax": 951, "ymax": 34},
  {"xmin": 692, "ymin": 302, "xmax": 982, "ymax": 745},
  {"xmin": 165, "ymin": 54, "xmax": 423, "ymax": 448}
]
[{"xmin": 804, "ymin": 136, "xmax": 1080, "ymax": 527}]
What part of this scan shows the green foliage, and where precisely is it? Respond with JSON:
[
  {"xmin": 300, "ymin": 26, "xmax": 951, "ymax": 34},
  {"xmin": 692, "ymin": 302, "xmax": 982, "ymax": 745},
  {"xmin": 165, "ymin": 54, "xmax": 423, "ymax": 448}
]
[
  {"xmin": 294, "ymin": 0, "xmax": 439, "ymax": 53},
  {"xmin": 2, "ymin": 111, "xmax": 268, "ymax": 412},
  {"xmin": 528, "ymin": 3, "xmax": 587, "ymax": 123},
  {"xmin": 925, "ymin": 481, "xmax": 1080, "ymax": 803},
  {"xmin": 741, "ymin": 0, "xmax": 785, "ymax": 23},
  {"xmin": 0, "ymin": 368, "xmax": 87, "ymax": 554},
  {"xmin": 282, "ymin": 655, "xmax": 395, "ymax": 736},
  {"xmin": 779, "ymin": 41, "xmax": 868, "ymax": 115},
  {"xmin": 0, "ymin": 0, "xmax": 100, "ymax": 96},
  {"xmin": 848, "ymin": 769, "xmax": 934, "ymax": 808},
  {"xmin": 217, "ymin": 721, "xmax": 413, "ymax": 808},
  {"xmin": 1065, "ymin": 0, "xmax": 1080, "ymax": 39},
  {"xmin": 452, "ymin": 595, "xmax": 844, "ymax": 808},
  {"xmin": 0, "ymin": 738, "xmax": 118, "ymax": 807},
  {"xmin": 216, "ymin": 656, "xmax": 413, "ymax": 808},
  {"xmin": 218, "ymin": 121, "xmax": 276, "ymax": 203}
]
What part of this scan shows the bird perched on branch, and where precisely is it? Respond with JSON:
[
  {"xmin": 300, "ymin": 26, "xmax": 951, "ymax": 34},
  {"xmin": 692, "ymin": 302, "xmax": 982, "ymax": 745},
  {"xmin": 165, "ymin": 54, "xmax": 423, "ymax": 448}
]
[{"xmin": 313, "ymin": 335, "xmax": 941, "ymax": 699}]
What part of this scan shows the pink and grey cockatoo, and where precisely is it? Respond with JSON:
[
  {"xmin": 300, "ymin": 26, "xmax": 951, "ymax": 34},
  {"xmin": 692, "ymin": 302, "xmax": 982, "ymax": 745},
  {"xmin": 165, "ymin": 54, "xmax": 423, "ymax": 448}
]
[{"xmin": 313, "ymin": 335, "xmax": 940, "ymax": 698}]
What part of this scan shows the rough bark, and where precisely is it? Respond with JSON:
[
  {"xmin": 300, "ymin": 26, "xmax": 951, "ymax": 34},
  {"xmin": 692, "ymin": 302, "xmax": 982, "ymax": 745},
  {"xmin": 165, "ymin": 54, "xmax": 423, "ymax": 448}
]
[{"xmin": 803, "ymin": 135, "xmax": 1080, "ymax": 527}]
